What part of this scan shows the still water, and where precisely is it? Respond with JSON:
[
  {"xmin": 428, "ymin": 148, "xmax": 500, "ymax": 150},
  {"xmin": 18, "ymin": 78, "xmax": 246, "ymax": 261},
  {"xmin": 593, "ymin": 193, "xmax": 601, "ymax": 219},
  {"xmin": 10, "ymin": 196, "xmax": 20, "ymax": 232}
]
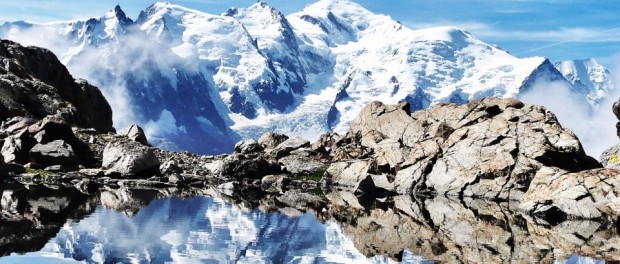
[{"xmin": 0, "ymin": 185, "xmax": 611, "ymax": 263}]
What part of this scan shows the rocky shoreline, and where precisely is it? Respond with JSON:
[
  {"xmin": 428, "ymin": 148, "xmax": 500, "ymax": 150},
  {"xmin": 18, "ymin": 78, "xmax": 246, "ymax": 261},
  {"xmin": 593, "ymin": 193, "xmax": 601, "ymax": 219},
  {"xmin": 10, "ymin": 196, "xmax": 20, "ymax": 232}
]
[{"xmin": 2, "ymin": 96, "xmax": 620, "ymax": 224}]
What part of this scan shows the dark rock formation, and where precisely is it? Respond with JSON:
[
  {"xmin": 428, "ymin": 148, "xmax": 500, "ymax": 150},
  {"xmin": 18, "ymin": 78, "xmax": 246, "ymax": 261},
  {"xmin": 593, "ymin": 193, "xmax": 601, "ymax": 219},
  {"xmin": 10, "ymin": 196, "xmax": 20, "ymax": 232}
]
[
  {"xmin": 0, "ymin": 39, "xmax": 113, "ymax": 133},
  {"xmin": 1, "ymin": 116, "xmax": 95, "ymax": 166}
]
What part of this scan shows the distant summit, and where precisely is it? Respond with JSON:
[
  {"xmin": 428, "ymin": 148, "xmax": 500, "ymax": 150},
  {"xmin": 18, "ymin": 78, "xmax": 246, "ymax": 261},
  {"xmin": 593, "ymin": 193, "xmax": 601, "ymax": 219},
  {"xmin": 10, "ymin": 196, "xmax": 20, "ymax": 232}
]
[{"xmin": 554, "ymin": 58, "xmax": 614, "ymax": 105}]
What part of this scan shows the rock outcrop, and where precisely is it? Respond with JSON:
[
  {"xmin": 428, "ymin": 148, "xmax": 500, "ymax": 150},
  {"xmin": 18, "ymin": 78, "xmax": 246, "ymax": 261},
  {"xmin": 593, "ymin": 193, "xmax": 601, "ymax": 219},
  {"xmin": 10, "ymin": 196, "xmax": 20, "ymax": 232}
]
[
  {"xmin": 323, "ymin": 98, "xmax": 599, "ymax": 199},
  {"xmin": 0, "ymin": 39, "xmax": 113, "ymax": 133}
]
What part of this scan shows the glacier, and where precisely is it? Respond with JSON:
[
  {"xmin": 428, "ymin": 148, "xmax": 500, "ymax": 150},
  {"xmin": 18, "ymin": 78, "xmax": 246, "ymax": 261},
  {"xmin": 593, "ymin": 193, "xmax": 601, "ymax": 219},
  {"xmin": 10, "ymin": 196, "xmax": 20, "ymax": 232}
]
[{"xmin": 0, "ymin": 0, "xmax": 614, "ymax": 154}]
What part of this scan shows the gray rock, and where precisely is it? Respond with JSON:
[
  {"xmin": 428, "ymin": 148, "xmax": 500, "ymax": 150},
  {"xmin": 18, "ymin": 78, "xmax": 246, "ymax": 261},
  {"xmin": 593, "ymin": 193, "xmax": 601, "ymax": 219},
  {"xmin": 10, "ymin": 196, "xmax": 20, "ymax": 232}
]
[
  {"xmin": 102, "ymin": 140, "xmax": 160, "ymax": 177},
  {"xmin": 277, "ymin": 136, "xmax": 310, "ymax": 151},
  {"xmin": 520, "ymin": 167, "xmax": 620, "ymax": 219},
  {"xmin": 126, "ymin": 124, "xmax": 149, "ymax": 146},
  {"xmin": 261, "ymin": 175, "xmax": 291, "ymax": 193},
  {"xmin": 168, "ymin": 174, "xmax": 185, "ymax": 185},
  {"xmin": 279, "ymin": 154, "xmax": 326, "ymax": 176},
  {"xmin": 258, "ymin": 132, "xmax": 289, "ymax": 149},
  {"xmin": 159, "ymin": 160, "xmax": 181, "ymax": 175},
  {"xmin": 326, "ymin": 160, "xmax": 373, "ymax": 191},
  {"xmin": 217, "ymin": 181, "xmax": 237, "ymax": 196},
  {"xmin": 600, "ymin": 143, "xmax": 620, "ymax": 169},
  {"xmin": 220, "ymin": 154, "xmax": 280, "ymax": 180},
  {"xmin": 234, "ymin": 139, "xmax": 264, "ymax": 154},
  {"xmin": 29, "ymin": 140, "xmax": 77, "ymax": 166}
]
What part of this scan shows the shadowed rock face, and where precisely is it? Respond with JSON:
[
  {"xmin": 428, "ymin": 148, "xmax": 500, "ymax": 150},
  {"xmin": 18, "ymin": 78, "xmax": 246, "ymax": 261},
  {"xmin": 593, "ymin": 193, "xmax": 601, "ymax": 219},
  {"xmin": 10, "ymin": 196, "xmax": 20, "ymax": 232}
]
[
  {"xmin": 0, "ymin": 39, "xmax": 113, "ymax": 133},
  {"xmin": 0, "ymin": 185, "xmax": 96, "ymax": 256}
]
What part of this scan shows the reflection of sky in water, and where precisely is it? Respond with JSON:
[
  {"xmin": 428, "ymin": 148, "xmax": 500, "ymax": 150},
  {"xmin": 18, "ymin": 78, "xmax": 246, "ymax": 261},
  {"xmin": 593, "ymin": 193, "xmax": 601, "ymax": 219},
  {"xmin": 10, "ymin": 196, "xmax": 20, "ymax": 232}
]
[{"xmin": 0, "ymin": 196, "xmax": 427, "ymax": 263}]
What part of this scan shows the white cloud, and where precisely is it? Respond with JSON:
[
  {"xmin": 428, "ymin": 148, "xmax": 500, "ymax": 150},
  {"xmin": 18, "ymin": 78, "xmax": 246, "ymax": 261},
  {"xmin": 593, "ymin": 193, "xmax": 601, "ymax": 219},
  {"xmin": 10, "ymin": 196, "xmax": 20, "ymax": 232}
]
[{"xmin": 406, "ymin": 20, "xmax": 620, "ymax": 44}]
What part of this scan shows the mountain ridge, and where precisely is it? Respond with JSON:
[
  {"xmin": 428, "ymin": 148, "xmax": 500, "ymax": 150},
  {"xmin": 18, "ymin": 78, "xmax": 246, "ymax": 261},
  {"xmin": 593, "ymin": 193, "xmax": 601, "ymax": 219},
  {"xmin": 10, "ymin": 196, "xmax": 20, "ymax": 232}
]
[{"xmin": 0, "ymin": 1, "xmax": 612, "ymax": 154}]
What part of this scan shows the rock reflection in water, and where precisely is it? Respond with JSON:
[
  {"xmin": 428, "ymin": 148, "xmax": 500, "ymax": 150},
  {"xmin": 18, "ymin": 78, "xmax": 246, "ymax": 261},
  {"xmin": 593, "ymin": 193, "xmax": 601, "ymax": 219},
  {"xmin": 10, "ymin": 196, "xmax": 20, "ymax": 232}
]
[
  {"xmin": 1, "ymin": 189, "xmax": 422, "ymax": 263},
  {"xmin": 0, "ymin": 185, "xmax": 616, "ymax": 263}
]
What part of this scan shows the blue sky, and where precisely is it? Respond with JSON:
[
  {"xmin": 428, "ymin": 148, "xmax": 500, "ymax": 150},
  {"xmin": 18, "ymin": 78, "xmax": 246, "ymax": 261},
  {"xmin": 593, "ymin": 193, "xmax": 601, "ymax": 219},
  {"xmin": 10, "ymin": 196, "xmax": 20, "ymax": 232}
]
[{"xmin": 1, "ymin": 0, "xmax": 618, "ymax": 66}]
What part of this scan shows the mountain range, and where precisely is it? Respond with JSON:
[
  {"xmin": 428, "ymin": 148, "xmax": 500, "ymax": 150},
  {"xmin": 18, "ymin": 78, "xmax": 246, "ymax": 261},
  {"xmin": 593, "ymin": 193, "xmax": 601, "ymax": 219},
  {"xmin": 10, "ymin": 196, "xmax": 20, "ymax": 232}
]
[{"xmin": 0, "ymin": 0, "xmax": 614, "ymax": 154}]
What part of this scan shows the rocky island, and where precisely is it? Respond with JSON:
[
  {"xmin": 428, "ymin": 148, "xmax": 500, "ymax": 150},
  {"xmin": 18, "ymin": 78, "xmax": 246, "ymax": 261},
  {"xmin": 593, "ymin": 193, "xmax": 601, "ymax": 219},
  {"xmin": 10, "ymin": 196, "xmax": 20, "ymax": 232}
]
[{"xmin": 2, "ymin": 38, "xmax": 620, "ymax": 262}]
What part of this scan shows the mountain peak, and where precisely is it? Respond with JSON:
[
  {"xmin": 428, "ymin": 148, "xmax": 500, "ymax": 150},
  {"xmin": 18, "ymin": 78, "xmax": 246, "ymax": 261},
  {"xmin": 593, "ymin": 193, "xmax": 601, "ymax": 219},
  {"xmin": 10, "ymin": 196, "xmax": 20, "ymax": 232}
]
[
  {"xmin": 411, "ymin": 26, "xmax": 477, "ymax": 44},
  {"xmin": 302, "ymin": 0, "xmax": 372, "ymax": 17},
  {"xmin": 554, "ymin": 58, "xmax": 614, "ymax": 105},
  {"xmin": 106, "ymin": 4, "xmax": 133, "ymax": 25}
]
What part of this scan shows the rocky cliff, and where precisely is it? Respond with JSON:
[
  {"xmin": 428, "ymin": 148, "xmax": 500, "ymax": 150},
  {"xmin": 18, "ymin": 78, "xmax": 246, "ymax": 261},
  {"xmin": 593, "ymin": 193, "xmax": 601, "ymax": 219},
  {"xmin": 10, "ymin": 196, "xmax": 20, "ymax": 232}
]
[{"xmin": 0, "ymin": 39, "xmax": 113, "ymax": 133}]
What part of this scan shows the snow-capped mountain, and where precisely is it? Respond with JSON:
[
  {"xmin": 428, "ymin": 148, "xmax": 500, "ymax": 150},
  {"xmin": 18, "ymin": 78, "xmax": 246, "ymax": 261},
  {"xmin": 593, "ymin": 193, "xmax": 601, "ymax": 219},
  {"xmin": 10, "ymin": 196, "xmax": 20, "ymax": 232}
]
[
  {"xmin": 554, "ymin": 58, "xmax": 615, "ymax": 106},
  {"xmin": 0, "ymin": 0, "xmax": 599, "ymax": 154}
]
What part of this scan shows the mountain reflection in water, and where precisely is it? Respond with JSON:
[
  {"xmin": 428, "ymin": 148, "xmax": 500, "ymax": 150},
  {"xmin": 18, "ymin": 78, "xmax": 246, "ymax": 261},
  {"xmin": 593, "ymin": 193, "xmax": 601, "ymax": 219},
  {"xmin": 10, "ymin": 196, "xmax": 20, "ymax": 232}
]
[{"xmin": 0, "ymin": 185, "xmax": 613, "ymax": 263}]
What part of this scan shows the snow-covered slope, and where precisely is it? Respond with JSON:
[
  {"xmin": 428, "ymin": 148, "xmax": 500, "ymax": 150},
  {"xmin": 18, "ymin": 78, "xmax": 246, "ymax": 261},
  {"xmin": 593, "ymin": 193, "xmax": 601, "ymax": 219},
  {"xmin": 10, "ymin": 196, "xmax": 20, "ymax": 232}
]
[
  {"xmin": 554, "ymin": 58, "xmax": 615, "ymax": 106},
  {"xmin": 0, "ymin": 0, "xmax": 592, "ymax": 154}
]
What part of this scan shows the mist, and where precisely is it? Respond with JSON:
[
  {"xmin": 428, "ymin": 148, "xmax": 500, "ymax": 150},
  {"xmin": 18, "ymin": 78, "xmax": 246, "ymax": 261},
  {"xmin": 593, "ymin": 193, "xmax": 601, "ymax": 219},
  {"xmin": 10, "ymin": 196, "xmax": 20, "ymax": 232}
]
[{"xmin": 520, "ymin": 59, "xmax": 619, "ymax": 159}]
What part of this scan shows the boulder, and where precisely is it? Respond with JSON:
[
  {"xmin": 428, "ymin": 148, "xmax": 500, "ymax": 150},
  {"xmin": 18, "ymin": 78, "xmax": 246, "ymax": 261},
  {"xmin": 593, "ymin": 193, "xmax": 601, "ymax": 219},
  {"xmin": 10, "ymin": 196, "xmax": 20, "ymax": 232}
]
[
  {"xmin": 520, "ymin": 167, "xmax": 620, "ymax": 219},
  {"xmin": 277, "ymin": 136, "xmax": 310, "ymax": 151},
  {"xmin": 125, "ymin": 125, "xmax": 149, "ymax": 146},
  {"xmin": 234, "ymin": 139, "xmax": 264, "ymax": 154},
  {"xmin": 102, "ymin": 140, "xmax": 160, "ymax": 177},
  {"xmin": 220, "ymin": 154, "xmax": 280, "ymax": 180},
  {"xmin": 268, "ymin": 136, "xmax": 310, "ymax": 158},
  {"xmin": 339, "ymin": 98, "xmax": 599, "ymax": 199},
  {"xmin": 29, "ymin": 140, "xmax": 77, "ymax": 166},
  {"xmin": 261, "ymin": 175, "xmax": 291, "ymax": 193},
  {"xmin": 326, "ymin": 160, "xmax": 372, "ymax": 190},
  {"xmin": 279, "ymin": 154, "xmax": 326, "ymax": 176},
  {"xmin": 159, "ymin": 160, "xmax": 181, "ymax": 175},
  {"xmin": 258, "ymin": 132, "xmax": 289, "ymax": 149}
]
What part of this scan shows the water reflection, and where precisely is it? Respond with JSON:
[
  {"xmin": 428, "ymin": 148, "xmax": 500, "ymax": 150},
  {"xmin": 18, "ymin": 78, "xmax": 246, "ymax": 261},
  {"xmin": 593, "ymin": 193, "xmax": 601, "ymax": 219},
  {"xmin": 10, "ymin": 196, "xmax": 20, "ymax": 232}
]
[
  {"xmin": 0, "ymin": 186, "xmax": 421, "ymax": 263},
  {"xmin": 0, "ymin": 184, "xmax": 616, "ymax": 263}
]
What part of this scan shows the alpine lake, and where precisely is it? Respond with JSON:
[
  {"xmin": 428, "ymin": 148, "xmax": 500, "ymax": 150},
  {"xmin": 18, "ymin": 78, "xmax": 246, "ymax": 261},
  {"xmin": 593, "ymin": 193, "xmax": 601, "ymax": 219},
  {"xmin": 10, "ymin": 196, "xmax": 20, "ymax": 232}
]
[{"xmin": 0, "ymin": 180, "xmax": 616, "ymax": 264}]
